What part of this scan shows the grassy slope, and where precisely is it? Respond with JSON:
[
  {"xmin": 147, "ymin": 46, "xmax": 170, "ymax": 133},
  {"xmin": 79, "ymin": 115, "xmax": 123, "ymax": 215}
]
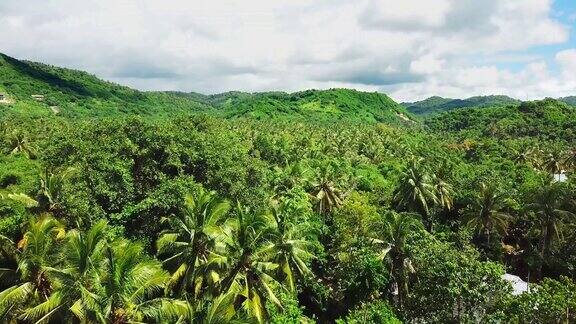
[
  {"xmin": 0, "ymin": 53, "xmax": 413, "ymax": 123},
  {"xmin": 0, "ymin": 53, "xmax": 211, "ymax": 117},
  {"xmin": 403, "ymin": 95, "xmax": 520, "ymax": 115}
]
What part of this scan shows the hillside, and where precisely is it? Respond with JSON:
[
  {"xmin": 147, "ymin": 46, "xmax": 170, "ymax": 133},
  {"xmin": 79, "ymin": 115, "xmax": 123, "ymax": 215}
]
[
  {"xmin": 0, "ymin": 53, "xmax": 413, "ymax": 123},
  {"xmin": 0, "ymin": 53, "xmax": 212, "ymax": 117},
  {"xmin": 559, "ymin": 96, "xmax": 576, "ymax": 106},
  {"xmin": 426, "ymin": 97, "xmax": 576, "ymax": 141},
  {"xmin": 206, "ymin": 89, "xmax": 412, "ymax": 123},
  {"xmin": 403, "ymin": 95, "xmax": 520, "ymax": 115}
]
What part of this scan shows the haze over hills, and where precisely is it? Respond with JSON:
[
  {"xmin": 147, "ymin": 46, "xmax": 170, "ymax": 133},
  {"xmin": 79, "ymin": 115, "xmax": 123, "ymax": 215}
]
[{"xmin": 559, "ymin": 96, "xmax": 576, "ymax": 106}]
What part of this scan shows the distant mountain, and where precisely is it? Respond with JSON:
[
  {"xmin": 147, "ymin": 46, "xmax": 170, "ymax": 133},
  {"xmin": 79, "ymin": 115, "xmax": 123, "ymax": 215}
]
[
  {"xmin": 559, "ymin": 96, "xmax": 576, "ymax": 107},
  {"xmin": 426, "ymin": 98, "xmax": 576, "ymax": 141},
  {"xmin": 402, "ymin": 95, "xmax": 520, "ymax": 115},
  {"xmin": 0, "ymin": 53, "xmax": 413, "ymax": 123},
  {"xmin": 207, "ymin": 89, "xmax": 413, "ymax": 123}
]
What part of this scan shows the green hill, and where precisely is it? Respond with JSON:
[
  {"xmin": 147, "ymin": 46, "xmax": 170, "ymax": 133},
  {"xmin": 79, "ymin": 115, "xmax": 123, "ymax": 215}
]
[
  {"xmin": 403, "ymin": 95, "xmax": 520, "ymax": 115},
  {"xmin": 0, "ymin": 53, "xmax": 412, "ymax": 123},
  {"xmin": 0, "ymin": 53, "xmax": 212, "ymax": 117},
  {"xmin": 559, "ymin": 96, "xmax": 576, "ymax": 107},
  {"xmin": 426, "ymin": 98, "xmax": 576, "ymax": 141},
  {"xmin": 207, "ymin": 89, "xmax": 413, "ymax": 123}
]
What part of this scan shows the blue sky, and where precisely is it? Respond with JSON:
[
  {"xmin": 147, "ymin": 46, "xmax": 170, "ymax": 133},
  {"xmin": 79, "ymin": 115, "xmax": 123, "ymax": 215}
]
[
  {"xmin": 0, "ymin": 0, "xmax": 575, "ymax": 101},
  {"xmin": 517, "ymin": 0, "xmax": 575, "ymax": 73}
]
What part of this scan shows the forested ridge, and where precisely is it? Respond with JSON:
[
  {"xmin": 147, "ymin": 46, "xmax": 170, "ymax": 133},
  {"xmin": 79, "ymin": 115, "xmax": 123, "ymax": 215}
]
[{"xmin": 1, "ymin": 54, "xmax": 576, "ymax": 323}]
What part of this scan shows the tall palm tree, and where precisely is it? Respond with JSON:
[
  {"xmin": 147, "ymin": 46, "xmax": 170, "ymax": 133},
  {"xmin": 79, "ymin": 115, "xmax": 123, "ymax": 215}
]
[
  {"xmin": 92, "ymin": 240, "xmax": 190, "ymax": 323},
  {"xmin": 218, "ymin": 204, "xmax": 282, "ymax": 323},
  {"xmin": 18, "ymin": 220, "xmax": 108, "ymax": 323},
  {"xmin": 0, "ymin": 216, "xmax": 65, "ymax": 321},
  {"xmin": 157, "ymin": 188, "xmax": 230, "ymax": 299},
  {"xmin": 432, "ymin": 174, "xmax": 454, "ymax": 211},
  {"xmin": 526, "ymin": 184, "xmax": 575, "ymax": 277},
  {"xmin": 465, "ymin": 183, "xmax": 512, "ymax": 245},
  {"xmin": 375, "ymin": 211, "xmax": 422, "ymax": 310},
  {"xmin": 308, "ymin": 165, "xmax": 344, "ymax": 215},
  {"xmin": 261, "ymin": 203, "xmax": 316, "ymax": 292},
  {"xmin": 393, "ymin": 159, "xmax": 438, "ymax": 231}
]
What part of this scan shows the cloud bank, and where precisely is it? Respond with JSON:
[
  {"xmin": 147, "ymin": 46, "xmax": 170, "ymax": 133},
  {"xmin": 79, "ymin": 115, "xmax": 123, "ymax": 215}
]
[{"xmin": 0, "ymin": 0, "xmax": 574, "ymax": 101}]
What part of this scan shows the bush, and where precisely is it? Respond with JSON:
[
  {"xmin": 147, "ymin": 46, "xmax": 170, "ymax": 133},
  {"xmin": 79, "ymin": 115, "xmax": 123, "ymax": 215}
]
[{"xmin": 336, "ymin": 300, "xmax": 401, "ymax": 324}]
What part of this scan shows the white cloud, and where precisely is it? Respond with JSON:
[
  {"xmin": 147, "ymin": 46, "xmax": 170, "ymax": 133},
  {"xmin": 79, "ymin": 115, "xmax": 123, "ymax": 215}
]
[
  {"xmin": 0, "ymin": 0, "xmax": 572, "ymax": 101},
  {"xmin": 556, "ymin": 49, "xmax": 576, "ymax": 80}
]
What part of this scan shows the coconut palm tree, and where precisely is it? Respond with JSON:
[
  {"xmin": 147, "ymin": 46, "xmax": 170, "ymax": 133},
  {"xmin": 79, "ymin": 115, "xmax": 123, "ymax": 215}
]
[
  {"xmin": 261, "ymin": 203, "xmax": 316, "ymax": 292},
  {"xmin": 0, "ymin": 216, "xmax": 65, "ymax": 321},
  {"xmin": 308, "ymin": 164, "xmax": 345, "ymax": 215},
  {"xmin": 38, "ymin": 167, "xmax": 75, "ymax": 212},
  {"xmin": 465, "ymin": 183, "xmax": 512, "ymax": 245},
  {"xmin": 91, "ymin": 240, "xmax": 190, "ymax": 323},
  {"xmin": 272, "ymin": 162, "xmax": 310, "ymax": 196},
  {"xmin": 541, "ymin": 151, "xmax": 565, "ymax": 179},
  {"xmin": 218, "ymin": 203, "xmax": 282, "ymax": 323},
  {"xmin": 18, "ymin": 220, "xmax": 108, "ymax": 323},
  {"xmin": 564, "ymin": 147, "xmax": 576, "ymax": 173},
  {"xmin": 157, "ymin": 188, "xmax": 230, "ymax": 299},
  {"xmin": 526, "ymin": 184, "xmax": 575, "ymax": 277},
  {"xmin": 393, "ymin": 159, "xmax": 438, "ymax": 231},
  {"xmin": 513, "ymin": 147, "xmax": 539, "ymax": 167},
  {"xmin": 375, "ymin": 211, "xmax": 422, "ymax": 310},
  {"xmin": 432, "ymin": 174, "xmax": 454, "ymax": 211},
  {"xmin": 7, "ymin": 131, "xmax": 36, "ymax": 159}
]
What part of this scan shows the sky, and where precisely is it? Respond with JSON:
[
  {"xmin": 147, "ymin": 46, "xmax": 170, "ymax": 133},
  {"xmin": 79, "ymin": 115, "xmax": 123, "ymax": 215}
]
[{"xmin": 0, "ymin": 0, "xmax": 575, "ymax": 102}]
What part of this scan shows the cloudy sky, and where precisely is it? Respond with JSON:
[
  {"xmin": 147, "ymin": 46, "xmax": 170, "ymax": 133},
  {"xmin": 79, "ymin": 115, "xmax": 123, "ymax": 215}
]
[{"xmin": 0, "ymin": 0, "xmax": 575, "ymax": 102}]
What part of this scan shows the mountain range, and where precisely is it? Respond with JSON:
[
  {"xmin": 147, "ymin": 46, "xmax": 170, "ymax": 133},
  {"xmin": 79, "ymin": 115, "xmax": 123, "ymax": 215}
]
[{"xmin": 0, "ymin": 52, "xmax": 574, "ymax": 121}]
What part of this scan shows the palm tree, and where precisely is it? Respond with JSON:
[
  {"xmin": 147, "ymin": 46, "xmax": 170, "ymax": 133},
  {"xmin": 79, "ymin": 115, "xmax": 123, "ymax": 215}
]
[
  {"xmin": 261, "ymin": 203, "xmax": 316, "ymax": 292},
  {"xmin": 541, "ymin": 151, "xmax": 565, "ymax": 179},
  {"xmin": 308, "ymin": 164, "xmax": 345, "ymax": 215},
  {"xmin": 375, "ymin": 211, "xmax": 422, "ymax": 310},
  {"xmin": 393, "ymin": 159, "xmax": 438, "ymax": 231},
  {"xmin": 0, "ymin": 216, "xmax": 65, "ymax": 321},
  {"xmin": 18, "ymin": 220, "xmax": 108, "ymax": 323},
  {"xmin": 157, "ymin": 188, "xmax": 230, "ymax": 299},
  {"xmin": 465, "ymin": 183, "xmax": 512, "ymax": 245},
  {"xmin": 92, "ymin": 240, "xmax": 190, "ymax": 323},
  {"xmin": 38, "ymin": 167, "xmax": 75, "ymax": 212},
  {"xmin": 7, "ymin": 131, "xmax": 36, "ymax": 159},
  {"xmin": 218, "ymin": 203, "xmax": 282, "ymax": 323},
  {"xmin": 526, "ymin": 184, "xmax": 575, "ymax": 277},
  {"xmin": 564, "ymin": 147, "xmax": 576, "ymax": 173},
  {"xmin": 432, "ymin": 174, "xmax": 454, "ymax": 211},
  {"xmin": 513, "ymin": 147, "xmax": 538, "ymax": 167},
  {"xmin": 272, "ymin": 162, "xmax": 310, "ymax": 196}
]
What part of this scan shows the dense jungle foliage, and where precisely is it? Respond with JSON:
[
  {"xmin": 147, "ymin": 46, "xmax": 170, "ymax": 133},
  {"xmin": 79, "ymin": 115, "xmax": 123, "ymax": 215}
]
[{"xmin": 1, "ymin": 54, "xmax": 576, "ymax": 323}]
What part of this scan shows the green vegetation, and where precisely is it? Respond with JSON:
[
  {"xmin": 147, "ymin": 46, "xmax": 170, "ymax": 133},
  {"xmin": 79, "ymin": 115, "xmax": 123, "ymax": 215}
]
[
  {"xmin": 559, "ymin": 96, "xmax": 576, "ymax": 107},
  {"xmin": 1, "ymin": 54, "xmax": 576, "ymax": 323},
  {"xmin": 402, "ymin": 95, "xmax": 520, "ymax": 115},
  {"xmin": 0, "ymin": 53, "xmax": 411, "ymax": 123}
]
